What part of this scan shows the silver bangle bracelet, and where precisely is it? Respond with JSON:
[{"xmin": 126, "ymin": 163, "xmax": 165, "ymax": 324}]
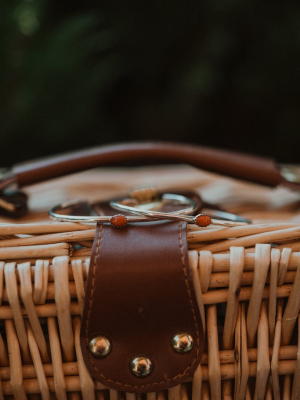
[
  {"xmin": 110, "ymin": 198, "xmax": 249, "ymax": 228},
  {"xmin": 49, "ymin": 200, "xmax": 149, "ymax": 228},
  {"xmin": 48, "ymin": 194, "xmax": 199, "ymax": 228},
  {"xmin": 110, "ymin": 192, "xmax": 251, "ymax": 227},
  {"xmin": 115, "ymin": 193, "xmax": 198, "ymax": 215},
  {"xmin": 49, "ymin": 193, "xmax": 251, "ymax": 228}
]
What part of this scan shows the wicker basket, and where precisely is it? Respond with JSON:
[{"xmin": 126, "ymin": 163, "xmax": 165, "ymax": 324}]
[{"xmin": 0, "ymin": 164, "xmax": 299, "ymax": 400}]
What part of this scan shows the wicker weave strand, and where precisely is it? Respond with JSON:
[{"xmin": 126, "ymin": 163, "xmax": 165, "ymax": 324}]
[{"xmin": 0, "ymin": 242, "xmax": 298, "ymax": 398}]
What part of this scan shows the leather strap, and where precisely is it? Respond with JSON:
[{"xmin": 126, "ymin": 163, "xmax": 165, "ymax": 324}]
[
  {"xmin": 80, "ymin": 220, "xmax": 204, "ymax": 393},
  {"xmin": 12, "ymin": 142, "xmax": 288, "ymax": 188}
]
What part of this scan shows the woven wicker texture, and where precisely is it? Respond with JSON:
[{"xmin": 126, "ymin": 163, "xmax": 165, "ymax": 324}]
[{"xmin": 0, "ymin": 165, "xmax": 299, "ymax": 399}]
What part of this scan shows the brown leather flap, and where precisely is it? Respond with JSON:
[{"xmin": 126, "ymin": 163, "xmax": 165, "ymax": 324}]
[{"xmin": 80, "ymin": 221, "xmax": 204, "ymax": 393}]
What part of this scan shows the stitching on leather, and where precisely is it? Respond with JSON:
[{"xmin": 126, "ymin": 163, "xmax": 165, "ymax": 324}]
[
  {"xmin": 178, "ymin": 221, "xmax": 200, "ymax": 366},
  {"xmin": 85, "ymin": 222, "xmax": 201, "ymax": 389},
  {"xmin": 85, "ymin": 224, "xmax": 103, "ymax": 340}
]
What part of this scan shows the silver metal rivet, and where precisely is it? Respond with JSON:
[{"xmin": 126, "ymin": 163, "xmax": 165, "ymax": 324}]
[
  {"xmin": 172, "ymin": 332, "xmax": 194, "ymax": 353},
  {"xmin": 89, "ymin": 335, "xmax": 111, "ymax": 358},
  {"xmin": 131, "ymin": 355, "xmax": 153, "ymax": 377}
]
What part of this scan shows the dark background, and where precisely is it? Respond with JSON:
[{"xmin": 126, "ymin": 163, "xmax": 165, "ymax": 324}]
[{"xmin": 1, "ymin": 0, "xmax": 299, "ymax": 167}]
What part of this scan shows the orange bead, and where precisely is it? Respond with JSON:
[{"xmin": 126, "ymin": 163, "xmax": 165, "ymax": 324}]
[
  {"xmin": 194, "ymin": 214, "xmax": 211, "ymax": 227},
  {"xmin": 110, "ymin": 214, "xmax": 128, "ymax": 228}
]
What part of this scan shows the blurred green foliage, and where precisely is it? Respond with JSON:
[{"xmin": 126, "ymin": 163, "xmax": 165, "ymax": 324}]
[{"xmin": 0, "ymin": 0, "xmax": 299, "ymax": 166}]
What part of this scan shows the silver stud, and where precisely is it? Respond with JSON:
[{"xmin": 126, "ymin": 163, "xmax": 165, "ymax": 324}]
[
  {"xmin": 89, "ymin": 335, "xmax": 111, "ymax": 358},
  {"xmin": 131, "ymin": 355, "xmax": 153, "ymax": 377},
  {"xmin": 172, "ymin": 332, "xmax": 194, "ymax": 353}
]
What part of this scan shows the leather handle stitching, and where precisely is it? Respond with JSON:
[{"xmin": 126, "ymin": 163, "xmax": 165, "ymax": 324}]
[{"xmin": 84, "ymin": 222, "xmax": 201, "ymax": 389}]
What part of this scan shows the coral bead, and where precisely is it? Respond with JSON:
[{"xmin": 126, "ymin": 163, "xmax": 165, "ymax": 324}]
[
  {"xmin": 110, "ymin": 214, "xmax": 128, "ymax": 228},
  {"xmin": 194, "ymin": 214, "xmax": 211, "ymax": 227}
]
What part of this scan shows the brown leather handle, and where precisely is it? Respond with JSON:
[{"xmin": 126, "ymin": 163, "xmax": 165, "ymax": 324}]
[{"xmin": 12, "ymin": 142, "xmax": 284, "ymax": 188}]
